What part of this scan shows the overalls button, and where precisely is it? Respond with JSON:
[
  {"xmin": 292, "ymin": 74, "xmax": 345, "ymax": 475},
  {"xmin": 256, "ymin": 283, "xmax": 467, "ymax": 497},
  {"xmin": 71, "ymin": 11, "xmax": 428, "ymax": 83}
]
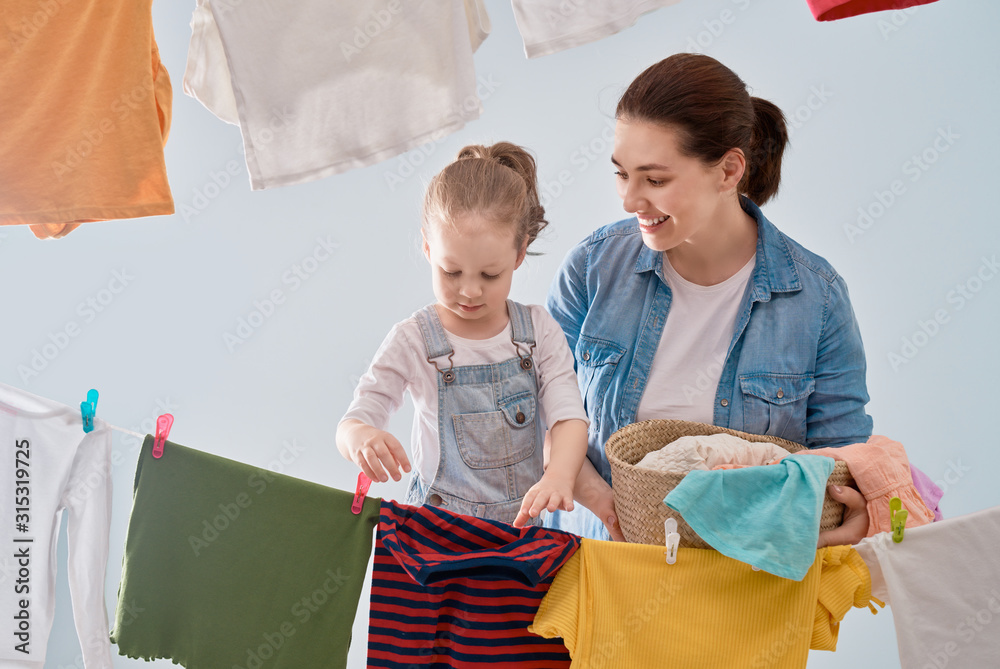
[
  {"xmin": 442, "ymin": 370, "xmax": 456, "ymax": 383},
  {"xmin": 582, "ymin": 351, "xmax": 591, "ymax": 361},
  {"xmin": 516, "ymin": 411, "xmax": 526, "ymax": 424},
  {"xmin": 720, "ymin": 399, "xmax": 729, "ymax": 407},
  {"xmin": 427, "ymin": 493, "xmax": 445, "ymax": 506},
  {"xmin": 520, "ymin": 358, "xmax": 533, "ymax": 370}
]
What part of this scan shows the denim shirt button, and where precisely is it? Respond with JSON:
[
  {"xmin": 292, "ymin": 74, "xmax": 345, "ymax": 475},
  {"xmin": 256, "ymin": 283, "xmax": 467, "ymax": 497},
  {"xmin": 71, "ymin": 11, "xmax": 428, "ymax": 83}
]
[
  {"xmin": 516, "ymin": 411, "xmax": 526, "ymax": 424},
  {"xmin": 720, "ymin": 399, "xmax": 729, "ymax": 407},
  {"xmin": 777, "ymin": 388, "xmax": 784, "ymax": 399},
  {"xmin": 427, "ymin": 493, "xmax": 444, "ymax": 506},
  {"xmin": 582, "ymin": 351, "xmax": 591, "ymax": 361}
]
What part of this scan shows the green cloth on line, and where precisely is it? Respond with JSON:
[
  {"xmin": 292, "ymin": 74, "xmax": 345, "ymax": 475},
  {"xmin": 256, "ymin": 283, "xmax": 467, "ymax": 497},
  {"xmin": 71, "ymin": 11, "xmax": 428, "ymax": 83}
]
[{"xmin": 110, "ymin": 436, "xmax": 379, "ymax": 669}]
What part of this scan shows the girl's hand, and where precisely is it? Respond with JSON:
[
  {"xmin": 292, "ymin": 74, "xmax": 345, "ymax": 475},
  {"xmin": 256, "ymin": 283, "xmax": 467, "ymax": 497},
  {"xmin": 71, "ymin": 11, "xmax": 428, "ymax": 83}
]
[
  {"xmin": 817, "ymin": 484, "xmax": 870, "ymax": 548},
  {"xmin": 513, "ymin": 475, "xmax": 575, "ymax": 528},
  {"xmin": 338, "ymin": 420, "xmax": 411, "ymax": 483}
]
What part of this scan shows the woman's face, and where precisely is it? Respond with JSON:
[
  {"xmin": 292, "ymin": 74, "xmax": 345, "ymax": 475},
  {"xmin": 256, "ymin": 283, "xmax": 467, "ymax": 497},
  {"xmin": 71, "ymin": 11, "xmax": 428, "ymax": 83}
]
[{"xmin": 612, "ymin": 119, "xmax": 727, "ymax": 253}]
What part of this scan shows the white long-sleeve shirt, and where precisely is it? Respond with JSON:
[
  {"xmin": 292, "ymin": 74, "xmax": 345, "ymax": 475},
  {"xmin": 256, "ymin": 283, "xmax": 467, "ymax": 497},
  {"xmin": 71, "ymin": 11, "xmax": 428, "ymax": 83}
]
[
  {"xmin": 0, "ymin": 383, "xmax": 113, "ymax": 669},
  {"xmin": 342, "ymin": 304, "xmax": 588, "ymax": 483}
]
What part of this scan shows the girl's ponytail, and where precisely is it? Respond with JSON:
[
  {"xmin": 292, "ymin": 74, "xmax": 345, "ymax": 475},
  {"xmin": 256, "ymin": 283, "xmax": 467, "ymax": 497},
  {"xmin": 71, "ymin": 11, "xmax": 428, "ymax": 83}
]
[{"xmin": 425, "ymin": 142, "xmax": 548, "ymax": 252}]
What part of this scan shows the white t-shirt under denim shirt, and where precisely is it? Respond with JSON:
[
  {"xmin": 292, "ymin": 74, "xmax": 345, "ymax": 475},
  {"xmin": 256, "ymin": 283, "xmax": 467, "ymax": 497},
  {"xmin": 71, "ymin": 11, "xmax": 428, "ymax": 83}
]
[
  {"xmin": 342, "ymin": 304, "xmax": 588, "ymax": 484},
  {"xmin": 636, "ymin": 254, "xmax": 756, "ymax": 424}
]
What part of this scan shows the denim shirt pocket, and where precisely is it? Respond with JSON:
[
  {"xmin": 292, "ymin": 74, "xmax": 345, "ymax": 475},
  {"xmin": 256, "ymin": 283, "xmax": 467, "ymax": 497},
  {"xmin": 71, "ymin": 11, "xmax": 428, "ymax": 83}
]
[
  {"xmin": 739, "ymin": 373, "xmax": 815, "ymax": 445},
  {"xmin": 575, "ymin": 335, "xmax": 626, "ymax": 434},
  {"xmin": 453, "ymin": 392, "xmax": 537, "ymax": 469}
]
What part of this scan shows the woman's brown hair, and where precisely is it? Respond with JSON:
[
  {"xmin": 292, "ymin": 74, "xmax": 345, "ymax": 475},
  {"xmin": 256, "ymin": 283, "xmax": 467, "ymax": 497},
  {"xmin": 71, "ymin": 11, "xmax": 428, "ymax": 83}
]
[{"xmin": 616, "ymin": 53, "xmax": 788, "ymax": 206}]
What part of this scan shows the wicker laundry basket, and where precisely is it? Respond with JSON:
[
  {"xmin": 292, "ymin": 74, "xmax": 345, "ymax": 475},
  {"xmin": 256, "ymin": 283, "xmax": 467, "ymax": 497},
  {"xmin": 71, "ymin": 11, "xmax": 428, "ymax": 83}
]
[{"xmin": 605, "ymin": 419, "xmax": 854, "ymax": 549}]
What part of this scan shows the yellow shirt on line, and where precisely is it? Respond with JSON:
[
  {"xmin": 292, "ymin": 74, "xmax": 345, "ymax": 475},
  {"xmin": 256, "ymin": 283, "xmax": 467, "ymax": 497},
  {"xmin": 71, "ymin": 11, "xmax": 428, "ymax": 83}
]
[{"xmin": 529, "ymin": 539, "xmax": 875, "ymax": 669}]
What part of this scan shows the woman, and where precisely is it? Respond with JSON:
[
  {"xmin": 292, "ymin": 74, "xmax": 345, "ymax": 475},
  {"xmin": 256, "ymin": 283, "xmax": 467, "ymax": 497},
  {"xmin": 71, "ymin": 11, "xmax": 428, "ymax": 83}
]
[{"xmin": 546, "ymin": 53, "xmax": 873, "ymax": 545}]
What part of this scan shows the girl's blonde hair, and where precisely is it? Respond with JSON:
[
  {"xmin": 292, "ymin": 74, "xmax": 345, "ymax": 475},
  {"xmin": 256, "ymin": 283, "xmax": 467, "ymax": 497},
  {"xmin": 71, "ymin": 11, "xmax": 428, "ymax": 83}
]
[{"xmin": 422, "ymin": 142, "xmax": 548, "ymax": 253}]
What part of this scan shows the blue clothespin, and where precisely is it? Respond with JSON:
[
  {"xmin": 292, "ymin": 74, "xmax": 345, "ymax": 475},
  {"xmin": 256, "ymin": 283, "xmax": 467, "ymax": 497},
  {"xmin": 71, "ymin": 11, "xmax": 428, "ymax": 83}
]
[
  {"xmin": 80, "ymin": 389, "xmax": 99, "ymax": 433},
  {"xmin": 890, "ymin": 496, "xmax": 908, "ymax": 543}
]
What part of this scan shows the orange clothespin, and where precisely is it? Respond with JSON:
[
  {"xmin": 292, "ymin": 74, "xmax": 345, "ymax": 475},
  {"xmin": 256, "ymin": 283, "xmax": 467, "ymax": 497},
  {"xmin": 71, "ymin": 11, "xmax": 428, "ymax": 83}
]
[{"xmin": 152, "ymin": 414, "xmax": 173, "ymax": 459}]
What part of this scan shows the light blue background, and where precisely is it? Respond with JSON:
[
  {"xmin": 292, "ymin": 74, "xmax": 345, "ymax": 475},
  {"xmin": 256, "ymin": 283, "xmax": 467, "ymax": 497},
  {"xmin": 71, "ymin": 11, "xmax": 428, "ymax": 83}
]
[{"xmin": 2, "ymin": 0, "xmax": 998, "ymax": 667}]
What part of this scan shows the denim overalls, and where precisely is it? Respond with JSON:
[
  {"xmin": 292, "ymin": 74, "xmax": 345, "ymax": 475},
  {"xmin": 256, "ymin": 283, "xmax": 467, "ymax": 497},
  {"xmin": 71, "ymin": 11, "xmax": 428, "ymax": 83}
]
[{"xmin": 404, "ymin": 300, "xmax": 545, "ymax": 525}]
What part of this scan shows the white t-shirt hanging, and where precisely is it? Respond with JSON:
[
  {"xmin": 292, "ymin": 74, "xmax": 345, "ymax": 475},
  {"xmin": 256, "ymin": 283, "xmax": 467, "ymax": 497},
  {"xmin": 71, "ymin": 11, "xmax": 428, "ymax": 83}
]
[
  {"xmin": 854, "ymin": 506, "xmax": 1000, "ymax": 668},
  {"xmin": 635, "ymin": 253, "xmax": 755, "ymax": 424},
  {"xmin": 183, "ymin": 0, "xmax": 488, "ymax": 189},
  {"xmin": 510, "ymin": 0, "xmax": 681, "ymax": 58},
  {"xmin": 0, "ymin": 383, "xmax": 113, "ymax": 669}
]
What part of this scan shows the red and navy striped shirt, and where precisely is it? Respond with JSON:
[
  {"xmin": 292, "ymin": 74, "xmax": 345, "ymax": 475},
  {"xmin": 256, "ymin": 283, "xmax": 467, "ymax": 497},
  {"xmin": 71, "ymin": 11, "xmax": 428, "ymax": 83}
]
[{"xmin": 367, "ymin": 501, "xmax": 580, "ymax": 668}]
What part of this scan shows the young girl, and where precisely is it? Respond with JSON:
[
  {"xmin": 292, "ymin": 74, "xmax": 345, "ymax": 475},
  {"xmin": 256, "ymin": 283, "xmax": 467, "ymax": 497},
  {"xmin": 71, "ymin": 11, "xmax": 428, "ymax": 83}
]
[{"xmin": 337, "ymin": 142, "xmax": 588, "ymax": 528}]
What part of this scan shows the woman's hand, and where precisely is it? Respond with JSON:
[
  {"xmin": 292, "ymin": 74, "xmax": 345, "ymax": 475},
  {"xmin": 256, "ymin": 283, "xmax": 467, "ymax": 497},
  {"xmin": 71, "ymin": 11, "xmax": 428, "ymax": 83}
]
[
  {"xmin": 336, "ymin": 419, "xmax": 411, "ymax": 483},
  {"xmin": 573, "ymin": 458, "xmax": 626, "ymax": 541},
  {"xmin": 817, "ymin": 484, "xmax": 869, "ymax": 548}
]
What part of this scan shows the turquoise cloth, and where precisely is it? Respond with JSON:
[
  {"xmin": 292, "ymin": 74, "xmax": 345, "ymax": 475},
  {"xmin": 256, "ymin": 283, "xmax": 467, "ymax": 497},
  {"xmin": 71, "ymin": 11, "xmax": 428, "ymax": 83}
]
[
  {"xmin": 111, "ymin": 436, "xmax": 379, "ymax": 669},
  {"xmin": 664, "ymin": 455, "xmax": 835, "ymax": 580}
]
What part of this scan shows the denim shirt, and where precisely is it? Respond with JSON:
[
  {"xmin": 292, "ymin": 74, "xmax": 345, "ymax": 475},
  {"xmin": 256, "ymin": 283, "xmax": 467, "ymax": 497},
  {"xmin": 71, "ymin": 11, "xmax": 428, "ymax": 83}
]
[{"xmin": 546, "ymin": 197, "xmax": 873, "ymax": 486}]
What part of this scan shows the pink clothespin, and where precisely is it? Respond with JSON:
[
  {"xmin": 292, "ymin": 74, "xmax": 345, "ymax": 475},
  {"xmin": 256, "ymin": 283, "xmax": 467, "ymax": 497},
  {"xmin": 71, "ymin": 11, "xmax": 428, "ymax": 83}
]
[
  {"xmin": 152, "ymin": 414, "xmax": 174, "ymax": 459},
  {"xmin": 352, "ymin": 472, "xmax": 372, "ymax": 514}
]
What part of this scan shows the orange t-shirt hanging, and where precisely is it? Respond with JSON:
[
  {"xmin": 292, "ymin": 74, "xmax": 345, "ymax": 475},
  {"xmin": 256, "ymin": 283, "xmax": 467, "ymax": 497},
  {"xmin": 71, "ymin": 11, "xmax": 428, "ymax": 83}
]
[{"xmin": 0, "ymin": 0, "xmax": 174, "ymax": 239}]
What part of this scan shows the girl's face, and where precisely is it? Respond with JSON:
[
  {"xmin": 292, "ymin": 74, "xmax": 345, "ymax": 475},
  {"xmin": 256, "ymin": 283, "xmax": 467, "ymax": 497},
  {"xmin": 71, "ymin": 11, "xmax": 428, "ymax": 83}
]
[
  {"xmin": 612, "ymin": 119, "xmax": 730, "ymax": 253},
  {"xmin": 422, "ymin": 215, "xmax": 526, "ymax": 338}
]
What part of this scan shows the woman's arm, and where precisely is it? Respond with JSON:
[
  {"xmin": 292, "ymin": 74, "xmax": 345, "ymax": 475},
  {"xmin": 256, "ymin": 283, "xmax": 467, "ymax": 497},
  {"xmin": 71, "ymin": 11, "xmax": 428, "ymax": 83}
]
[
  {"xmin": 806, "ymin": 275, "xmax": 874, "ymax": 448},
  {"xmin": 572, "ymin": 455, "xmax": 626, "ymax": 541}
]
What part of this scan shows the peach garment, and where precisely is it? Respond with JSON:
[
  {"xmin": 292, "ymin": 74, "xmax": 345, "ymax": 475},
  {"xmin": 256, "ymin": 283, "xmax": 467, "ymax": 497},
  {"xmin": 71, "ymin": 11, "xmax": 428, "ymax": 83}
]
[
  {"xmin": 0, "ymin": 0, "xmax": 174, "ymax": 239},
  {"xmin": 797, "ymin": 435, "xmax": 936, "ymax": 536}
]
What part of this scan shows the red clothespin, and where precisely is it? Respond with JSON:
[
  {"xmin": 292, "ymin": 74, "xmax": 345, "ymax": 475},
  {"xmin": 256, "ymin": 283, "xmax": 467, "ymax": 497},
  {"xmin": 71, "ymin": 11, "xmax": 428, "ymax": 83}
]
[
  {"xmin": 152, "ymin": 414, "xmax": 174, "ymax": 459},
  {"xmin": 352, "ymin": 472, "xmax": 372, "ymax": 514}
]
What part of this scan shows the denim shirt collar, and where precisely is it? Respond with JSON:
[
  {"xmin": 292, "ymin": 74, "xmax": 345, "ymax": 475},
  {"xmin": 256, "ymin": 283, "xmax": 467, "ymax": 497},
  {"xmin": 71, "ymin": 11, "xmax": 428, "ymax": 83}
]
[{"xmin": 633, "ymin": 196, "xmax": 801, "ymax": 302}]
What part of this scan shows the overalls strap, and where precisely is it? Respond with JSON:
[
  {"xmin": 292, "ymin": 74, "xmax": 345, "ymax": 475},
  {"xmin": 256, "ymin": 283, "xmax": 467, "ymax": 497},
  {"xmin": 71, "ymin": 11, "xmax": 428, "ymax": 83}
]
[
  {"xmin": 413, "ymin": 304, "xmax": 454, "ymax": 360},
  {"xmin": 506, "ymin": 299, "xmax": 536, "ymax": 346}
]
